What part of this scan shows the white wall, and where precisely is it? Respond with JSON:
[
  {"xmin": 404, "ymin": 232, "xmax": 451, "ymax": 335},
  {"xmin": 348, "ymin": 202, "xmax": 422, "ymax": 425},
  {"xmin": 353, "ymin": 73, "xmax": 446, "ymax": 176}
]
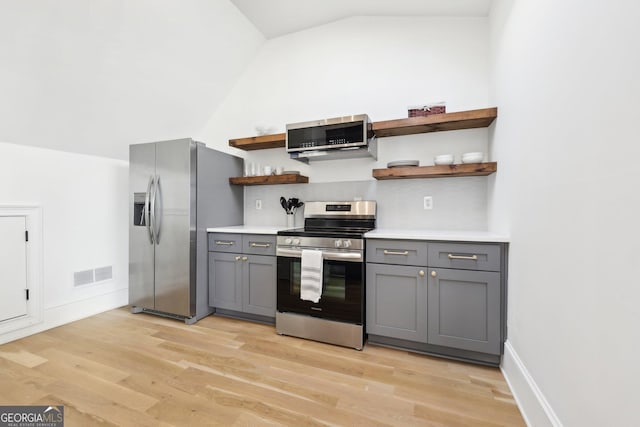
[
  {"xmin": 0, "ymin": 141, "xmax": 129, "ymax": 344},
  {"xmin": 199, "ymin": 16, "xmax": 492, "ymax": 184},
  {"xmin": 489, "ymin": 1, "xmax": 640, "ymax": 425},
  {"xmin": 0, "ymin": 0, "xmax": 264, "ymax": 160}
]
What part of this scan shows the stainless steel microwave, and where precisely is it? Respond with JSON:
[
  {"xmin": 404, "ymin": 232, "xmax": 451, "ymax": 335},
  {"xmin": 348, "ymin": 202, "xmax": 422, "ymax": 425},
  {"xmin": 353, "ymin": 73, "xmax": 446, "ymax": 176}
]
[{"xmin": 286, "ymin": 114, "xmax": 377, "ymax": 161}]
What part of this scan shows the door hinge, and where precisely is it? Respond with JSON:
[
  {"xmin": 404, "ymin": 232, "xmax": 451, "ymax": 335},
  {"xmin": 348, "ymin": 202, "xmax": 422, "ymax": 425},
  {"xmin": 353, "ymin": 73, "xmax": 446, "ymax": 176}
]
[
  {"xmin": 25, "ymin": 289, "xmax": 30, "ymax": 300},
  {"xmin": 25, "ymin": 230, "xmax": 29, "ymax": 242}
]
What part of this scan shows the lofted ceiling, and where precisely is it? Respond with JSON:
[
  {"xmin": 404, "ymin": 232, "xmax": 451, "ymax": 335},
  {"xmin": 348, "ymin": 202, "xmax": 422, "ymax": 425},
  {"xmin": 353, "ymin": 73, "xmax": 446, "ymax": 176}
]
[{"xmin": 230, "ymin": 0, "xmax": 493, "ymax": 39}]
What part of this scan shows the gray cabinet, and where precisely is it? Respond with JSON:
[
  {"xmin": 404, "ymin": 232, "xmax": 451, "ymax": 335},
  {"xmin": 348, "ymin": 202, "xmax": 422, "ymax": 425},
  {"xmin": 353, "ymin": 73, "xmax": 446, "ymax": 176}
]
[
  {"xmin": 366, "ymin": 238, "xmax": 507, "ymax": 366},
  {"xmin": 209, "ymin": 252, "xmax": 242, "ymax": 311},
  {"xmin": 428, "ymin": 268, "xmax": 501, "ymax": 354},
  {"xmin": 366, "ymin": 263, "xmax": 427, "ymax": 342},
  {"xmin": 208, "ymin": 233, "xmax": 276, "ymax": 323}
]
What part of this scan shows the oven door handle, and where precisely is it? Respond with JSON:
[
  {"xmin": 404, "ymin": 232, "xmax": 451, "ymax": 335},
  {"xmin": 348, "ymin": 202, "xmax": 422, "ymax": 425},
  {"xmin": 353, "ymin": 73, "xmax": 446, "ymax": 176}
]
[{"xmin": 277, "ymin": 248, "xmax": 363, "ymax": 262}]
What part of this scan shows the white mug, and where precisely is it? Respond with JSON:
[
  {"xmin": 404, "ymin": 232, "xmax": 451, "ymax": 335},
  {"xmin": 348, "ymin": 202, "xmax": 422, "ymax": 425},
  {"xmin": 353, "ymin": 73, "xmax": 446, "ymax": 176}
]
[
  {"xmin": 275, "ymin": 166, "xmax": 284, "ymax": 175},
  {"xmin": 263, "ymin": 165, "xmax": 272, "ymax": 175}
]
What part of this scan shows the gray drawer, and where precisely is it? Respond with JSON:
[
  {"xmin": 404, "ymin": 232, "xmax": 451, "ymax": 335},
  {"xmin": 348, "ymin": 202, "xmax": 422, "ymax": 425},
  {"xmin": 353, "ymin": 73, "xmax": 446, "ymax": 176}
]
[
  {"xmin": 428, "ymin": 242, "xmax": 501, "ymax": 272},
  {"xmin": 208, "ymin": 233, "xmax": 241, "ymax": 253},
  {"xmin": 366, "ymin": 239, "xmax": 428, "ymax": 267},
  {"xmin": 242, "ymin": 234, "xmax": 276, "ymax": 256}
]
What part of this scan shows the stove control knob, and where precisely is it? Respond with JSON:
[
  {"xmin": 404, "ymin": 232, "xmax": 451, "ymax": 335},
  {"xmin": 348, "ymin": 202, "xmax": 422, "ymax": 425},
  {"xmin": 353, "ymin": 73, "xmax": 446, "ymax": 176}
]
[
  {"xmin": 334, "ymin": 240, "xmax": 343, "ymax": 248},
  {"xmin": 292, "ymin": 238, "xmax": 300, "ymax": 246},
  {"xmin": 285, "ymin": 238, "xmax": 293, "ymax": 245},
  {"xmin": 343, "ymin": 240, "xmax": 352, "ymax": 248}
]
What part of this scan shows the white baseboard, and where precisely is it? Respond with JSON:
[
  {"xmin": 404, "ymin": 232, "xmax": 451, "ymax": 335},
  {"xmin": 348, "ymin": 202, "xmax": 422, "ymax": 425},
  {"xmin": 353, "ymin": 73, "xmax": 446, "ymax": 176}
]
[
  {"xmin": 501, "ymin": 340, "xmax": 563, "ymax": 427},
  {"xmin": 0, "ymin": 287, "xmax": 128, "ymax": 345}
]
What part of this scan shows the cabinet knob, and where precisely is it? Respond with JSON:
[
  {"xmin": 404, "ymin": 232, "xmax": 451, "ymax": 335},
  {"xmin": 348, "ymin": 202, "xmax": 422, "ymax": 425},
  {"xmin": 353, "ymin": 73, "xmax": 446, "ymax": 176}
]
[
  {"xmin": 235, "ymin": 256, "xmax": 241, "ymax": 261},
  {"xmin": 241, "ymin": 256, "xmax": 248, "ymax": 261},
  {"xmin": 419, "ymin": 270, "xmax": 425, "ymax": 277},
  {"xmin": 431, "ymin": 271, "xmax": 437, "ymax": 277}
]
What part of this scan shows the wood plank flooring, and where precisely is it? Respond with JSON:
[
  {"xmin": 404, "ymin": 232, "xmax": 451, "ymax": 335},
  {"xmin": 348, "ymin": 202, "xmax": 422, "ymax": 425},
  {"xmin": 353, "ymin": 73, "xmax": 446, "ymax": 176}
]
[{"xmin": 0, "ymin": 308, "xmax": 524, "ymax": 426}]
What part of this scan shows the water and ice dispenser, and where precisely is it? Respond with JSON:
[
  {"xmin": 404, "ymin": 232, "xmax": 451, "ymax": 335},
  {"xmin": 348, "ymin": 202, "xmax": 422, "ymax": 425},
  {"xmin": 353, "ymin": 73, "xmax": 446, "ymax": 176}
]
[{"xmin": 133, "ymin": 192, "xmax": 147, "ymax": 226}]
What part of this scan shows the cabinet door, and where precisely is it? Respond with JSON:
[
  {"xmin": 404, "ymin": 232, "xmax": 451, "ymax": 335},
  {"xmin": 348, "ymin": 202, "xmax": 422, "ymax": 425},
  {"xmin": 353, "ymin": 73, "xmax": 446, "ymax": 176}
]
[
  {"xmin": 428, "ymin": 268, "xmax": 501, "ymax": 354},
  {"xmin": 366, "ymin": 263, "xmax": 427, "ymax": 342},
  {"xmin": 209, "ymin": 252, "xmax": 242, "ymax": 311},
  {"xmin": 0, "ymin": 216, "xmax": 28, "ymax": 322},
  {"xmin": 242, "ymin": 255, "xmax": 276, "ymax": 317}
]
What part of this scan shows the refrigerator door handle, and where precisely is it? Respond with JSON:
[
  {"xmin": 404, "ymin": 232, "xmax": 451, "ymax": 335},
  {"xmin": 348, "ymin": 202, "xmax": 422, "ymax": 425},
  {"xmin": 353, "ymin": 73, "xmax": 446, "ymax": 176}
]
[
  {"xmin": 153, "ymin": 175, "xmax": 162, "ymax": 244},
  {"xmin": 145, "ymin": 175, "xmax": 155, "ymax": 244}
]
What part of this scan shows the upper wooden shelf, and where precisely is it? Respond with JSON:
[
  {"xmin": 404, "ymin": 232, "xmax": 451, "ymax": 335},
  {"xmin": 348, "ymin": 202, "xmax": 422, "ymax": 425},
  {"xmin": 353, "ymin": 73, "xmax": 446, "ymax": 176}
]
[
  {"xmin": 229, "ymin": 133, "xmax": 286, "ymax": 151},
  {"xmin": 228, "ymin": 107, "xmax": 497, "ymax": 151},
  {"xmin": 229, "ymin": 173, "xmax": 309, "ymax": 186},
  {"xmin": 372, "ymin": 107, "xmax": 497, "ymax": 138},
  {"xmin": 372, "ymin": 162, "xmax": 497, "ymax": 180}
]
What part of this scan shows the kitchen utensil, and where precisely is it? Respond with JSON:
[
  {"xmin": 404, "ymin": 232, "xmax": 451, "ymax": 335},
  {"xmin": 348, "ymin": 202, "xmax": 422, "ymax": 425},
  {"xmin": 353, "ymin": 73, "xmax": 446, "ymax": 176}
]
[
  {"xmin": 434, "ymin": 154, "xmax": 455, "ymax": 165},
  {"xmin": 387, "ymin": 160, "xmax": 419, "ymax": 168},
  {"xmin": 280, "ymin": 197, "xmax": 289, "ymax": 213}
]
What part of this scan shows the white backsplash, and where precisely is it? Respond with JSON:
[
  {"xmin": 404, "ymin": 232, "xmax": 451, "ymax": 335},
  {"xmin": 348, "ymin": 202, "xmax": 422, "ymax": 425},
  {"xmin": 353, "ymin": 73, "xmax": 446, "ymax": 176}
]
[{"xmin": 244, "ymin": 178, "xmax": 487, "ymax": 230}]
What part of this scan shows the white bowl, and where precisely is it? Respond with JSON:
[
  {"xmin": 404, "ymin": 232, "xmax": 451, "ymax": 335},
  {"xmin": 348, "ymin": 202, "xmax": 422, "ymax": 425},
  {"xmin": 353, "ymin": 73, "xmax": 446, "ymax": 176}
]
[
  {"xmin": 461, "ymin": 152, "xmax": 484, "ymax": 163},
  {"xmin": 434, "ymin": 154, "xmax": 454, "ymax": 165}
]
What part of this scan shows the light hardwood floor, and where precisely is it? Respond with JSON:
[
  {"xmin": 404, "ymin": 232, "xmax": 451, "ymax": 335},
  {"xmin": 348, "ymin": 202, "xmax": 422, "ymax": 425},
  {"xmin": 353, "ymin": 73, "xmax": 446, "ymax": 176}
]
[{"xmin": 0, "ymin": 308, "xmax": 524, "ymax": 426}]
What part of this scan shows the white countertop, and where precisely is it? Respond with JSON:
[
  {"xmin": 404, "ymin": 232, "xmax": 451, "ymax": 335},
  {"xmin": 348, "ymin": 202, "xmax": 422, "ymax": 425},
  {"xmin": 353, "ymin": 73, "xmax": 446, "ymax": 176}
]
[
  {"xmin": 207, "ymin": 226, "xmax": 509, "ymax": 242},
  {"xmin": 206, "ymin": 225, "xmax": 286, "ymax": 235},
  {"xmin": 365, "ymin": 229, "xmax": 509, "ymax": 243}
]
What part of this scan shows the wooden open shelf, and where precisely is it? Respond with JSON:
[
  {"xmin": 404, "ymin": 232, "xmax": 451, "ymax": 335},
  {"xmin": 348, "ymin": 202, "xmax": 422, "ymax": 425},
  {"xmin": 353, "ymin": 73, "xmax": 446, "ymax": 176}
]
[
  {"xmin": 229, "ymin": 173, "xmax": 309, "ymax": 186},
  {"xmin": 372, "ymin": 108, "xmax": 497, "ymax": 138},
  {"xmin": 228, "ymin": 107, "xmax": 497, "ymax": 151},
  {"xmin": 229, "ymin": 133, "xmax": 286, "ymax": 151},
  {"xmin": 372, "ymin": 162, "xmax": 497, "ymax": 180}
]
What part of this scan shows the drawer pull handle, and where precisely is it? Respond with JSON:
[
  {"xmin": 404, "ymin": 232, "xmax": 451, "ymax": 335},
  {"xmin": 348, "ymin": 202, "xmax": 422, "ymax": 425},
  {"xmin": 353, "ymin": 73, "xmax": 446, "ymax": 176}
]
[
  {"xmin": 235, "ymin": 256, "xmax": 241, "ymax": 261},
  {"xmin": 383, "ymin": 250, "xmax": 409, "ymax": 256},
  {"xmin": 215, "ymin": 240, "xmax": 234, "ymax": 246},
  {"xmin": 448, "ymin": 254, "xmax": 478, "ymax": 261},
  {"xmin": 431, "ymin": 271, "xmax": 437, "ymax": 277},
  {"xmin": 419, "ymin": 270, "xmax": 425, "ymax": 277},
  {"xmin": 250, "ymin": 242, "xmax": 271, "ymax": 248}
]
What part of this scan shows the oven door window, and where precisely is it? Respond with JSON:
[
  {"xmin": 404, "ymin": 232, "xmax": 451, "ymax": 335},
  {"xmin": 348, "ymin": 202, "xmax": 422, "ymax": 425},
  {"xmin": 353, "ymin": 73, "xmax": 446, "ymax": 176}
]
[{"xmin": 277, "ymin": 257, "xmax": 363, "ymax": 324}]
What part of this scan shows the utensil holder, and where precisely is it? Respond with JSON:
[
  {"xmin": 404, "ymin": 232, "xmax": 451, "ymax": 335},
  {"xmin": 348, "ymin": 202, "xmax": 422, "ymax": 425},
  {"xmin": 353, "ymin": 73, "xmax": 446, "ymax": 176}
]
[{"xmin": 286, "ymin": 213, "xmax": 295, "ymax": 229}]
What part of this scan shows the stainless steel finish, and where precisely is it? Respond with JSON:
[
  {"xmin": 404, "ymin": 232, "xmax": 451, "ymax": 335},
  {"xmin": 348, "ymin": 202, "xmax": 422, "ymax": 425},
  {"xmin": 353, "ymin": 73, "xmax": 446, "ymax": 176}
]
[
  {"xmin": 303, "ymin": 200, "xmax": 376, "ymax": 219},
  {"xmin": 276, "ymin": 247, "xmax": 363, "ymax": 262},
  {"xmin": 129, "ymin": 142, "xmax": 156, "ymax": 311},
  {"xmin": 250, "ymin": 242, "xmax": 271, "ymax": 248},
  {"xmin": 276, "ymin": 311, "xmax": 364, "ymax": 350},
  {"xmin": 129, "ymin": 138, "xmax": 244, "ymax": 324},
  {"xmin": 153, "ymin": 175, "xmax": 162, "ymax": 243},
  {"xmin": 383, "ymin": 250, "xmax": 409, "ymax": 256},
  {"xmin": 286, "ymin": 114, "xmax": 377, "ymax": 161},
  {"xmin": 448, "ymin": 254, "xmax": 478, "ymax": 261},
  {"xmin": 145, "ymin": 176, "xmax": 154, "ymax": 244},
  {"xmin": 277, "ymin": 235, "xmax": 363, "ymax": 250},
  {"xmin": 419, "ymin": 270, "xmax": 426, "ymax": 277},
  {"xmin": 431, "ymin": 270, "xmax": 437, "ymax": 277},
  {"xmin": 286, "ymin": 114, "xmax": 369, "ymax": 131},
  {"xmin": 153, "ymin": 140, "xmax": 194, "ymax": 317},
  {"xmin": 215, "ymin": 240, "xmax": 235, "ymax": 245}
]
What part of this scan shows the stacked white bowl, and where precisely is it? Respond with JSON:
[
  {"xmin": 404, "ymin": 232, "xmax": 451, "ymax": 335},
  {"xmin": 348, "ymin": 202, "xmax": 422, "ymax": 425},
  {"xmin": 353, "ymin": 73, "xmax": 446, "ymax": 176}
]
[
  {"xmin": 434, "ymin": 154, "xmax": 455, "ymax": 165},
  {"xmin": 461, "ymin": 152, "xmax": 484, "ymax": 163}
]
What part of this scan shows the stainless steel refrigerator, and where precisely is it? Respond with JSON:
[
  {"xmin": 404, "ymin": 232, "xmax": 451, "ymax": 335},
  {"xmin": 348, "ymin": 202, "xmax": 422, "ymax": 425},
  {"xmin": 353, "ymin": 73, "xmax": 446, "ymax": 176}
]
[{"xmin": 129, "ymin": 138, "xmax": 243, "ymax": 324}]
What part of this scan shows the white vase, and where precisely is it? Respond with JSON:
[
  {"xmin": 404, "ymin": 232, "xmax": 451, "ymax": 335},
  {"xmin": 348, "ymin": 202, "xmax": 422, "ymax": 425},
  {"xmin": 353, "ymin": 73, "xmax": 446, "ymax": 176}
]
[{"xmin": 286, "ymin": 213, "xmax": 295, "ymax": 229}]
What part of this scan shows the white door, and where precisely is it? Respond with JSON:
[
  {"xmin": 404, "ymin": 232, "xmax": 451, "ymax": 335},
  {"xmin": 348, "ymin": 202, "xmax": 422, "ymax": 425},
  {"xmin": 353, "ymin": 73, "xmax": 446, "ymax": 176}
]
[{"xmin": 0, "ymin": 216, "xmax": 28, "ymax": 322}]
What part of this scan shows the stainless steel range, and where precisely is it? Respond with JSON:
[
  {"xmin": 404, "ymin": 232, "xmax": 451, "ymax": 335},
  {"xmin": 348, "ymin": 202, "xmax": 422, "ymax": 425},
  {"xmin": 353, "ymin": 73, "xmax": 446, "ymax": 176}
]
[{"xmin": 276, "ymin": 200, "xmax": 376, "ymax": 350}]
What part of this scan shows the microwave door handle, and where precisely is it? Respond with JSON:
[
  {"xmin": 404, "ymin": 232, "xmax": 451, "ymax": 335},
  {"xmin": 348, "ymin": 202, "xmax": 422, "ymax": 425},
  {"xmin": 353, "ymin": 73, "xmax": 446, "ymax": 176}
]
[{"xmin": 145, "ymin": 175, "xmax": 154, "ymax": 244}]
